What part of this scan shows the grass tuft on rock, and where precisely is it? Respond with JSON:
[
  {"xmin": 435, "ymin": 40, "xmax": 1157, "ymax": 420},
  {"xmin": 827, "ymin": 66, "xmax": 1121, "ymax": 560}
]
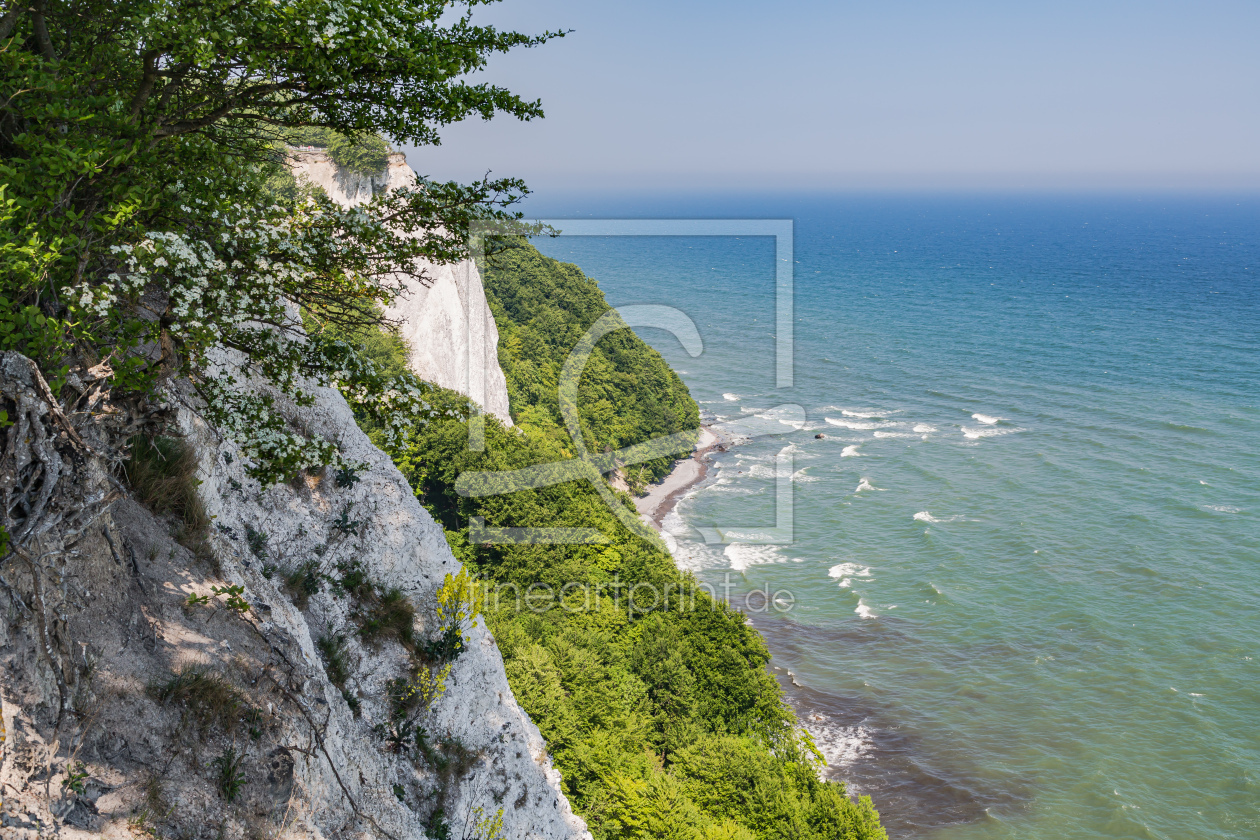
[
  {"xmin": 122, "ymin": 434, "xmax": 213, "ymax": 565},
  {"xmin": 357, "ymin": 586, "xmax": 416, "ymax": 649},
  {"xmin": 149, "ymin": 666, "xmax": 252, "ymax": 739}
]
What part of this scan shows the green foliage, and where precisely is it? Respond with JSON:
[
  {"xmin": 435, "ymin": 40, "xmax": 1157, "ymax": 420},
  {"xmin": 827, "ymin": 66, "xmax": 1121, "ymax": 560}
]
[
  {"xmin": 482, "ymin": 241, "xmax": 699, "ymax": 489},
  {"xmin": 318, "ymin": 633, "xmax": 361, "ymax": 713},
  {"xmin": 244, "ymin": 526, "xmax": 269, "ymax": 560},
  {"xmin": 1, "ymin": 0, "xmax": 557, "ymax": 483},
  {"xmin": 332, "ymin": 503, "xmax": 365, "ymax": 536},
  {"xmin": 211, "ymin": 584, "xmax": 250, "ymax": 613},
  {"xmin": 211, "ymin": 747, "xmax": 245, "ymax": 802},
  {"xmin": 284, "ymin": 560, "xmax": 324, "ymax": 609},
  {"xmin": 335, "ymin": 465, "xmax": 364, "ymax": 488},
  {"xmin": 380, "ymin": 398, "xmax": 884, "ymax": 839},
  {"xmin": 285, "ymin": 127, "xmax": 392, "ymax": 175},
  {"xmin": 428, "ymin": 808, "xmax": 453, "ymax": 840},
  {"xmin": 317, "ymin": 634, "xmax": 350, "ymax": 689},
  {"xmin": 327, "ymin": 558, "xmax": 417, "ymax": 648},
  {"xmin": 367, "ymin": 241, "xmax": 884, "ymax": 838},
  {"xmin": 61, "ymin": 762, "xmax": 89, "ymax": 795},
  {"xmin": 357, "ymin": 586, "xmax": 417, "ymax": 648}
]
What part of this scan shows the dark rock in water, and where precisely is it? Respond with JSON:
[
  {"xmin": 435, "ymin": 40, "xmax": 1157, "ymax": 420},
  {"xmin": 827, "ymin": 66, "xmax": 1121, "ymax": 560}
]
[{"xmin": 815, "ymin": 433, "xmax": 826, "ymax": 439}]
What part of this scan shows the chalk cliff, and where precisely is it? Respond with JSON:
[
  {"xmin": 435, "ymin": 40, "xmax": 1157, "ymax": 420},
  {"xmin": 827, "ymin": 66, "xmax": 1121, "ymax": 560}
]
[
  {"xmin": 0, "ymin": 349, "xmax": 587, "ymax": 839},
  {"xmin": 287, "ymin": 149, "xmax": 513, "ymax": 426}
]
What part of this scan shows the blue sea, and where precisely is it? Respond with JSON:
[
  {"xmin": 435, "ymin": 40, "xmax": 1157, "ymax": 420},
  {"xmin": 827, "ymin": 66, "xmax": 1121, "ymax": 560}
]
[{"xmin": 526, "ymin": 192, "xmax": 1260, "ymax": 840}]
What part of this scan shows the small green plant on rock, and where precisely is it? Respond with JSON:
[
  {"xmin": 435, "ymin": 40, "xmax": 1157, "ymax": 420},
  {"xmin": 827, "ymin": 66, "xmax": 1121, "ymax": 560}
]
[
  {"xmin": 373, "ymin": 665, "xmax": 449, "ymax": 754},
  {"xmin": 211, "ymin": 746, "xmax": 245, "ymax": 802},
  {"xmin": 427, "ymin": 808, "xmax": 452, "ymax": 840},
  {"xmin": 245, "ymin": 525, "xmax": 269, "ymax": 560},
  {"xmin": 335, "ymin": 465, "xmax": 363, "ymax": 488},
  {"xmin": 332, "ymin": 503, "xmax": 363, "ymax": 536},
  {"xmin": 331, "ymin": 559, "xmax": 419, "ymax": 647},
  {"xmin": 317, "ymin": 632, "xmax": 360, "ymax": 712},
  {"xmin": 282, "ymin": 560, "xmax": 324, "ymax": 608},
  {"xmin": 212, "ymin": 584, "xmax": 251, "ymax": 613},
  {"xmin": 61, "ymin": 761, "xmax": 89, "ymax": 795}
]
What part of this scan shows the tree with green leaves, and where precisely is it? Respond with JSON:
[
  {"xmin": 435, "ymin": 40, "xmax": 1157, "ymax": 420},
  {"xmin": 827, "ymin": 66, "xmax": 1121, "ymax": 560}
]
[{"xmin": 0, "ymin": 0, "xmax": 560, "ymax": 482}]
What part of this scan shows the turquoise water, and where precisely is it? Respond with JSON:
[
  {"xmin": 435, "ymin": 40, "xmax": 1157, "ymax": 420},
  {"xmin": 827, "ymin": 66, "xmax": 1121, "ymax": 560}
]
[{"xmin": 529, "ymin": 194, "xmax": 1260, "ymax": 839}]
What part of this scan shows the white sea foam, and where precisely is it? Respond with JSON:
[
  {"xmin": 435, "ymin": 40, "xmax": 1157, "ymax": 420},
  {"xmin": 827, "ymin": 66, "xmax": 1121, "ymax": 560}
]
[
  {"xmin": 855, "ymin": 477, "xmax": 881, "ymax": 493},
  {"xmin": 828, "ymin": 562, "xmax": 873, "ymax": 585},
  {"xmin": 784, "ymin": 441, "xmax": 818, "ymax": 460},
  {"xmin": 803, "ymin": 715, "xmax": 875, "ymax": 770},
  {"xmin": 791, "ymin": 468, "xmax": 820, "ymax": 483},
  {"xmin": 841, "ymin": 409, "xmax": 885, "ymax": 418},
  {"xmin": 707, "ymin": 483, "xmax": 758, "ymax": 495},
  {"xmin": 913, "ymin": 423, "xmax": 937, "ymax": 434},
  {"xmin": 913, "ymin": 511, "xmax": 970, "ymax": 523},
  {"xmin": 825, "ymin": 417, "xmax": 885, "ymax": 430},
  {"xmin": 1203, "ymin": 504, "xmax": 1242, "ymax": 514},
  {"xmin": 961, "ymin": 425, "xmax": 1021, "ymax": 440},
  {"xmin": 758, "ymin": 406, "xmax": 807, "ymax": 429},
  {"xmin": 855, "ymin": 599, "xmax": 877, "ymax": 619},
  {"xmin": 658, "ymin": 526, "xmax": 726, "ymax": 573},
  {"xmin": 725, "ymin": 543, "xmax": 789, "ymax": 571},
  {"xmin": 840, "ymin": 445, "xmax": 862, "ymax": 458},
  {"xmin": 972, "ymin": 413, "xmax": 1002, "ymax": 425},
  {"xmin": 722, "ymin": 393, "xmax": 741, "ymax": 401},
  {"xmin": 872, "ymin": 431, "xmax": 919, "ymax": 439},
  {"xmin": 661, "ymin": 508, "xmax": 686, "ymax": 533}
]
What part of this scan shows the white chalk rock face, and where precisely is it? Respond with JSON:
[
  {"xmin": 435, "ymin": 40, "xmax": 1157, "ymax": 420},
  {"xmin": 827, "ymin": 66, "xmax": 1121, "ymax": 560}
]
[
  {"xmin": 182, "ymin": 351, "xmax": 588, "ymax": 839},
  {"xmin": 287, "ymin": 146, "xmax": 415, "ymax": 204},
  {"xmin": 384, "ymin": 256, "xmax": 513, "ymax": 425},
  {"xmin": 288, "ymin": 148, "xmax": 513, "ymax": 425}
]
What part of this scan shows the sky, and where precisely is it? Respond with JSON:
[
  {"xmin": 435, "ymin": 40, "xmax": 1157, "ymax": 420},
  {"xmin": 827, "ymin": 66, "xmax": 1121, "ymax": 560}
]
[{"xmin": 401, "ymin": 0, "xmax": 1260, "ymax": 192}]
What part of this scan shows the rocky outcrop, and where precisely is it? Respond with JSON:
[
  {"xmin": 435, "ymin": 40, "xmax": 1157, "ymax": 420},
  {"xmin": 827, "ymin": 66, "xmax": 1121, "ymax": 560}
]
[
  {"xmin": 0, "ymin": 351, "xmax": 587, "ymax": 839},
  {"xmin": 288, "ymin": 149, "xmax": 513, "ymax": 426},
  {"xmin": 286, "ymin": 147, "xmax": 415, "ymax": 205}
]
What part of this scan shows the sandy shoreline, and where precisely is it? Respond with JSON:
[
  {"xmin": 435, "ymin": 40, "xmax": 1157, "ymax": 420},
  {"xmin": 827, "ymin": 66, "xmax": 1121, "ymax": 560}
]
[{"xmin": 633, "ymin": 425, "xmax": 723, "ymax": 529}]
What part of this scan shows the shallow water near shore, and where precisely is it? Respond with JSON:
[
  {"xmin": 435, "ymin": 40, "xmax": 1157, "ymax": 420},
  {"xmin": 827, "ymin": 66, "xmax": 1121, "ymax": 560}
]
[{"xmin": 529, "ymin": 193, "xmax": 1260, "ymax": 839}]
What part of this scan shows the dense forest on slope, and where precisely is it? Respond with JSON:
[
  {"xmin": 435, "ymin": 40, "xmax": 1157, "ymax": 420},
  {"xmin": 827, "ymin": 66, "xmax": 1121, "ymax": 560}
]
[
  {"xmin": 353, "ymin": 250, "xmax": 887, "ymax": 840},
  {"xmin": 481, "ymin": 241, "xmax": 699, "ymax": 490}
]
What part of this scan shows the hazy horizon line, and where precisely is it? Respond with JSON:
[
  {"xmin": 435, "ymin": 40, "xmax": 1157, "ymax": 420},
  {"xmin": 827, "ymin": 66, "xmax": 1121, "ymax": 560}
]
[{"xmin": 510, "ymin": 175, "xmax": 1260, "ymax": 195}]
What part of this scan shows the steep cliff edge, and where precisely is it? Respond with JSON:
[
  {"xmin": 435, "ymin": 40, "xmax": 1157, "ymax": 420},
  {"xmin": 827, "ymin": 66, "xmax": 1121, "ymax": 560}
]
[
  {"xmin": 287, "ymin": 149, "xmax": 512, "ymax": 426},
  {"xmin": 0, "ymin": 350, "xmax": 586, "ymax": 839}
]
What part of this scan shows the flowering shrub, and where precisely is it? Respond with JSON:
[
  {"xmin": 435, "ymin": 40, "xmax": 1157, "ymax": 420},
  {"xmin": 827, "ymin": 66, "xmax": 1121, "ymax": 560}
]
[{"xmin": 0, "ymin": 0, "xmax": 559, "ymax": 481}]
